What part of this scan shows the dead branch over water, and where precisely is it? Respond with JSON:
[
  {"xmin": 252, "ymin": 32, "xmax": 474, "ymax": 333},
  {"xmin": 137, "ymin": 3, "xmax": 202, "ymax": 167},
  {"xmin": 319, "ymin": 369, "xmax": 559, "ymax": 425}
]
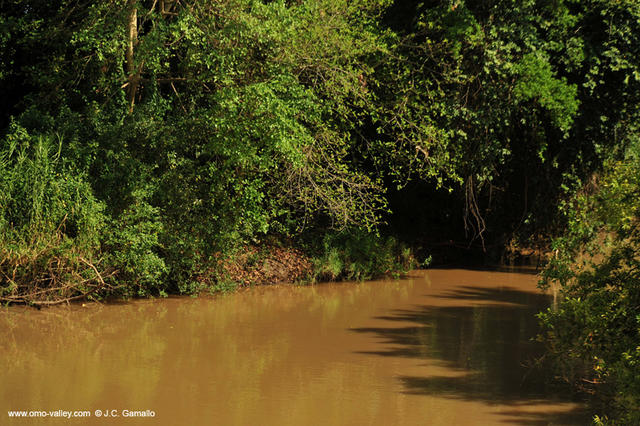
[{"xmin": 0, "ymin": 236, "xmax": 118, "ymax": 306}]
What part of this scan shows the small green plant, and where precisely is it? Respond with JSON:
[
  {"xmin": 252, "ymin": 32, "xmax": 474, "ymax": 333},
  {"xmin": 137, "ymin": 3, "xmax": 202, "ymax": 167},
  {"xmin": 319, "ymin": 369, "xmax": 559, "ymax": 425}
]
[{"xmin": 211, "ymin": 279, "xmax": 239, "ymax": 294}]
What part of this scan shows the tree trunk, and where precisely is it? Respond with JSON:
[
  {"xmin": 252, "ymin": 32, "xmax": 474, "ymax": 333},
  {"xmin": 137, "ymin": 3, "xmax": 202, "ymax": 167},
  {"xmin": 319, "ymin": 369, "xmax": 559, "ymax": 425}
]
[{"xmin": 126, "ymin": 0, "xmax": 138, "ymax": 113}]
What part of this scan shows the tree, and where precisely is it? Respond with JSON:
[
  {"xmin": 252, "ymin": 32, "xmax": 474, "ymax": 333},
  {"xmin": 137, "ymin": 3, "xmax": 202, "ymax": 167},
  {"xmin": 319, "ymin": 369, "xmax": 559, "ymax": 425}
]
[{"xmin": 1, "ymin": 0, "xmax": 393, "ymax": 294}]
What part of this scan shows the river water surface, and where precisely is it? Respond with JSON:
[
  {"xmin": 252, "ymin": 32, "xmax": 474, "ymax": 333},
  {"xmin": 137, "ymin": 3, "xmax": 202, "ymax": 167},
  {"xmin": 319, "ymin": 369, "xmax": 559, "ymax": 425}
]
[{"xmin": 1, "ymin": 269, "xmax": 588, "ymax": 425}]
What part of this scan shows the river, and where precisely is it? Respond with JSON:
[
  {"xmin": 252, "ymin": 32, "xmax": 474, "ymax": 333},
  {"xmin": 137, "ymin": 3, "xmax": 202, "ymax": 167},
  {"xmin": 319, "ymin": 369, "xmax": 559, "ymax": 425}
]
[{"xmin": 0, "ymin": 269, "xmax": 588, "ymax": 425}]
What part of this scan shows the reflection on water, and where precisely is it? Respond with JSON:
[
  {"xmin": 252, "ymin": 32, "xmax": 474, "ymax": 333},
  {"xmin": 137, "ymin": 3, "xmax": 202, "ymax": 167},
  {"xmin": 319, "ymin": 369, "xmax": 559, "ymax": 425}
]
[{"xmin": 0, "ymin": 269, "xmax": 588, "ymax": 425}]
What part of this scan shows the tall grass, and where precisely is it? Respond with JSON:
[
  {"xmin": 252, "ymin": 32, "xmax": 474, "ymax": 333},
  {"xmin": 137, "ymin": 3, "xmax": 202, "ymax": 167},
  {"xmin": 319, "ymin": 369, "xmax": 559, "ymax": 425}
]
[{"xmin": 0, "ymin": 130, "xmax": 111, "ymax": 305}]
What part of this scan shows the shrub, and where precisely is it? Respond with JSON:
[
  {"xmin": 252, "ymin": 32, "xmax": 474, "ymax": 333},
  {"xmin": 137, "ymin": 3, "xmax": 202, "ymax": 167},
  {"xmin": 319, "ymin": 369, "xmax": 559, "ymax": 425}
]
[
  {"xmin": 0, "ymin": 128, "xmax": 111, "ymax": 304},
  {"xmin": 308, "ymin": 229, "xmax": 415, "ymax": 282},
  {"xmin": 102, "ymin": 193, "xmax": 167, "ymax": 298},
  {"xmin": 538, "ymin": 148, "xmax": 640, "ymax": 423}
]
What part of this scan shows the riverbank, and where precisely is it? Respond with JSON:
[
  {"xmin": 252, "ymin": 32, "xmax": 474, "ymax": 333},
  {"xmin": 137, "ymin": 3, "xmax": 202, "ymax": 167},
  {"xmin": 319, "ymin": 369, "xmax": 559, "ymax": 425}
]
[
  {"xmin": 2, "ymin": 232, "xmax": 552, "ymax": 308},
  {"xmin": 1, "ymin": 231, "xmax": 416, "ymax": 307}
]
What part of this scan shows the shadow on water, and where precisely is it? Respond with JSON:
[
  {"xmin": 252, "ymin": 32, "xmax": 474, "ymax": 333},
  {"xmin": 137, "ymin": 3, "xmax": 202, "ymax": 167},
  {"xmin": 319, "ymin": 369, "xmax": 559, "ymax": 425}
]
[
  {"xmin": 352, "ymin": 285, "xmax": 590, "ymax": 425},
  {"xmin": 428, "ymin": 264, "xmax": 543, "ymax": 276}
]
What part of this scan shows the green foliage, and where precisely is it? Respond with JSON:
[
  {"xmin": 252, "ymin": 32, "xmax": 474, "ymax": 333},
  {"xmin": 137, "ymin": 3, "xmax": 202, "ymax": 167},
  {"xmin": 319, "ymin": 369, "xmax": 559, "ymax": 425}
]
[
  {"xmin": 211, "ymin": 279, "xmax": 240, "ymax": 294},
  {"xmin": 102, "ymin": 194, "xmax": 167, "ymax": 297},
  {"xmin": 539, "ymin": 144, "xmax": 640, "ymax": 422},
  {"xmin": 0, "ymin": 125, "xmax": 169, "ymax": 302},
  {"xmin": 0, "ymin": 128, "xmax": 109, "ymax": 303},
  {"xmin": 0, "ymin": 0, "xmax": 395, "ymax": 296},
  {"xmin": 373, "ymin": 0, "xmax": 640, "ymax": 246},
  {"xmin": 513, "ymin": 53, "xmax": 579, "ymax": 133},
  {"xmin": 1, "ymin": 0, "xmax": 640, "ymax": 306},
  {"xmin": 0, "ymin": 126, "xmax": 105, "ymax": 245},
  {"xmin": 309, "ymin": 230, "xmax": 415, "ymax": 281},
  {"xmin": 138, "ymin": 0, "xmax": 391, "ymax": 288}
]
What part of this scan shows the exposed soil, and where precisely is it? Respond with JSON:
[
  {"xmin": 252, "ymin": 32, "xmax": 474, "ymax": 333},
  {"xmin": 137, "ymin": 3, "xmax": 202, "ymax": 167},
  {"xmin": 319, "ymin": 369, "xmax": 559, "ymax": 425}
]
[{"xmin": 218, "ymin": 245, "xmax": 313, "ymax": 287}]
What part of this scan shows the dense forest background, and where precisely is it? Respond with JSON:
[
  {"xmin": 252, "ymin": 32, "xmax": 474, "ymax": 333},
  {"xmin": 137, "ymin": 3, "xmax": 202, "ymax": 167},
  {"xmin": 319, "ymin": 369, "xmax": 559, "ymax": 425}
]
[{"xmin": 1, "ymin": 0, "xmax": 639, "ymax": 421}]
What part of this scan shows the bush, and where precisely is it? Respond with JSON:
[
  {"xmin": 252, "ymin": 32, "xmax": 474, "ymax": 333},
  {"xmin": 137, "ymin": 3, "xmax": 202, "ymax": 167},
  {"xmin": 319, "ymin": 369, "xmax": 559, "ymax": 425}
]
[
  {"xmin": 0, "ymin": 128, "xmax": 111, "ymax": 304},
  {"xmin": 538, "ymin": 148, "xmax": 640, "ymax": 423},
  {"xmin": 308, "ymin": 229, "xmax": 415, "ymax": 282},
  {"xmin": 102, "ymin": 193, "xmax": 167, "ymax": 298}
]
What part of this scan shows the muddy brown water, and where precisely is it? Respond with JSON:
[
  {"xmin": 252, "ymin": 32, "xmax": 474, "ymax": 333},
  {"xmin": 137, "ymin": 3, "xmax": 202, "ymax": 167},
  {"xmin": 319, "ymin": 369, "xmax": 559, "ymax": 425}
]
[{"xmin": 1, "ymin": 269, "xmax": 588, "ymax": 425}]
